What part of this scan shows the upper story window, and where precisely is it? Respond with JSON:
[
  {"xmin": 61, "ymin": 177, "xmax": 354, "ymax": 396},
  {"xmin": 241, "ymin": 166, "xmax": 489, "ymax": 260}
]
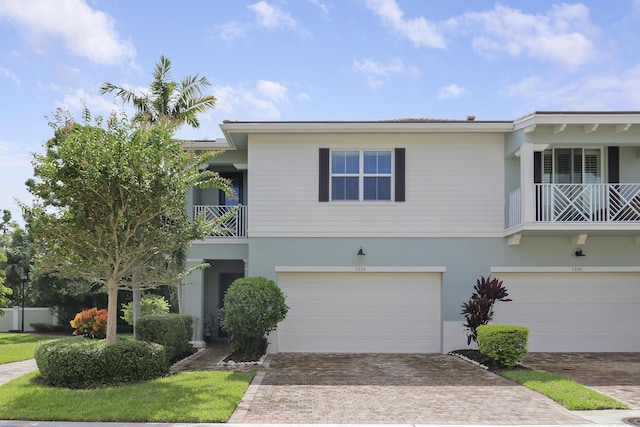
[
  {"xmin": 331, "ymin": 150, "xmax": 391, "ymax": 201},
  {"xmin": 319, "ymin": 148, "xmax": 405, "ymax": 203},
  {"xmin": 541, "ymin": 148, "xmax": 602, "ymax": 184}
]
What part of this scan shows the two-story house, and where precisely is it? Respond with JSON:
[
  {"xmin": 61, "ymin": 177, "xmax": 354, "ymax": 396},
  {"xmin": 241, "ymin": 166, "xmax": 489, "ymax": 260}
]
[{"xmin": 183, "ymin": 111, "xmax": 640, "ymax": 354}]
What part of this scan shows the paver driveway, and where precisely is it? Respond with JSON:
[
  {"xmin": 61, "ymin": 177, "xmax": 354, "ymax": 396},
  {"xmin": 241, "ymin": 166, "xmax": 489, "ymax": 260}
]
[
  {"xmin": 523, "ymin": 352, "xmax": 640, "ymax": 409},
  {"xmin": 230, "ymin": 353, "xmax": 586, "ymax": 424}
]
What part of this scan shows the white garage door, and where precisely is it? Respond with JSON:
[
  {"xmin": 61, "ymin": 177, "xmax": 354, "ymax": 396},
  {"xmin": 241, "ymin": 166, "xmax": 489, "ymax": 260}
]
[
  {"xmin": 493, "ymin": 272, "xmax": 640, "ymax": 352},
  {"xmin": 276, "ymin": 272, "xmax": 441, "ymax": 353}
]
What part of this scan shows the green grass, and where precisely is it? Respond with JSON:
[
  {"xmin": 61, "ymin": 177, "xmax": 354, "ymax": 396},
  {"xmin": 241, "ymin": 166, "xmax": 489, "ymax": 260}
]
[
  {"xmin": 0, "ymin": 370, "xmax": 255, "ymax": 422},
  {"xmin": 501, "ymin": 369, "xmax": 629, "ymax": 410},
  {"xmin": 0, "ymin": 333, "xmax": 58, "ymax": 364}
]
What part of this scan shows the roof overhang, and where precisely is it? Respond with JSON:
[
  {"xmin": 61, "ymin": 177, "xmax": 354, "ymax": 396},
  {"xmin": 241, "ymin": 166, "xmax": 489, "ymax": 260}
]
[
  {"xmin": 182, "ymin": 138, "xmax": 236, "ymax": 151},
  {"xmin": 514, "ymin": 111, "xmax": 640, "ymax": 134},
  {"xmin": 220, "ymin": 120, "xmax": 515, "ymax": 149}
]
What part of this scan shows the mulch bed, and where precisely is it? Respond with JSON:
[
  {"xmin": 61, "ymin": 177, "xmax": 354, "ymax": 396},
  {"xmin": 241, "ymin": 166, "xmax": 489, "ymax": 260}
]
[{"xmin": 449, "ymin": 349, "xmax": 530, "ymax": 372}]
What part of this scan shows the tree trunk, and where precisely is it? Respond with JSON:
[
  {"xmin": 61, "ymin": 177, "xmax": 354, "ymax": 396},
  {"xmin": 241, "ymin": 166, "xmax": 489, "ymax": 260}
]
[
  {"xmin": 132, "ymin": 287, "xmax": 141, "ymax": 338},
  {"xmin": 105, "ymin": 280, "xmax": 119, "ymax": 347}
]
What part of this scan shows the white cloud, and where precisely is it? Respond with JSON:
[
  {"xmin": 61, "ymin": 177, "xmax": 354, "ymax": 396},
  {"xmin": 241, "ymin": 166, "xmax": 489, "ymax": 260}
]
[
  {"xmin": 0, "ymin": 139, "xmax": 36, "ymax": 217},
  {"xmin": 249, "ymin": 1, "xmax": 297, "ymax": 30},
  {"xmin": 0, "ymin": 140, "xmax": 32, "ymax": 172},
  {"xmin": 308, "ymin": 0, "xmax": 329, "ymax": 16},
  {"xmin": 257, "ymin": 80, "xmax": 288, "ymax": 101},
  {"xmin": 297, "ymin": 92, "xmax": 311, "ymax": 102},
  {"xmin": 353, "ymin": 57, "xmax": 419, "ymax": 88},
  {"xmin": 211, "ymin": 80, "xmax": 295, "ymax": 120},
  {"xmin": 460, "ymin": 4, "xmax": 598, "ymax": 69},
  {"xmin": 438, "ymin": 84, "xmax": 467, "ymax": 100},
  {"xmin": 54, "ymin": 87, "xmax": 127, "ymax": 119},
  {"xmin": 243, "ymin": 92, "xmax": 282, "ymax": 119},
  {"xmin": 363, "ymin": 0, "xmax": 446, "ymax": 48},
  {"xmin": 217, "ymin": 21, "xmax": 248, "ymax": 44},
  {"xmin": 506, "ymin": 65, "xmax": 640, "ymax": 111},
  {"xmin": 0, "ymin": 67, "xmax": 20, "ymax": 84},
  {"xmin": 0, "ymin": 0, "xmax": 135, "ymax": 65}
]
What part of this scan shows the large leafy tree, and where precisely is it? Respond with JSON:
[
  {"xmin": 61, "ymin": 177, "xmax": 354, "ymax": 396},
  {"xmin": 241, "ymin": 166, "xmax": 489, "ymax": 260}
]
[
  {"xmin": 0, "ymin": 211, "xmax": 16, "ymax": 316},
  {"xmin": 27, "ymin": 108, "xmax": 231, "ymax": 346},
  {"xmin": 2, "ymin": 216, "xmax": 30, "ymax": 324},
  {"xmin": 101, "ymin": 55, "xmax": 221, "ymax": 331},
  {"xmin": 1, "ymin": 210, "xmax": 104, "ymax": 326},
  {"xmin": 100, "ymin": 55, "xmax": 216, "ymax": 128},
  {"xmin": 0, "ymin": 253, "xmax": 11, "ymax": 315}
]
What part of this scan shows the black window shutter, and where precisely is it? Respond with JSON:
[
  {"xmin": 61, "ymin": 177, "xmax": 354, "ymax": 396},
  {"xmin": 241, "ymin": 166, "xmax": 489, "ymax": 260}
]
[
  {"xmin": 395, "ymin": 148, "xmax": 405, "ymax": 202},
  {"xmin": 608, "ymin": 146, "xmax": 619, "ymax": 184},
  {"xmin": 533, "ymin": 152, "xmax": 542, "ymax": 184},
  {"xmin": 319, "ymin": 148, "xmax": 330, "ymax": 202}
]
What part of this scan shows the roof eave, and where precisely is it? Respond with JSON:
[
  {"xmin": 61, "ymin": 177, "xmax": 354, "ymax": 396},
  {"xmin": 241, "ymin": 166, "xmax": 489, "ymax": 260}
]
[{"xmin": 220, "ymin": 120, "xmax": 515, "ymax": 148}]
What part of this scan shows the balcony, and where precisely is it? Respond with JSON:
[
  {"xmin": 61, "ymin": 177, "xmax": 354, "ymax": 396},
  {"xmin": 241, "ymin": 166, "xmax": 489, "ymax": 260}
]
[
  {"xmin": 508, "ymin": 184, "xmax": 640, "ymax": 229},
  {"xmin": 193, "ymin": 205, "xmax": 247, "ymax": 238}
]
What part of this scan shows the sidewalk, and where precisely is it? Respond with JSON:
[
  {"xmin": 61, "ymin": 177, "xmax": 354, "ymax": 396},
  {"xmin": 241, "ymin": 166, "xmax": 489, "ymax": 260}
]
[{"xmin": 0, "ymin": 358, "xmax": 36, "ymax": 386}]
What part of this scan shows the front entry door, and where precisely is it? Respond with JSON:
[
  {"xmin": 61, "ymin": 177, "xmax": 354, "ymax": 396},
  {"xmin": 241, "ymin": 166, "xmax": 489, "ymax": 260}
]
[{"xmin": 218, "ymin": 272, "xmax": 243, "ymax": 339}]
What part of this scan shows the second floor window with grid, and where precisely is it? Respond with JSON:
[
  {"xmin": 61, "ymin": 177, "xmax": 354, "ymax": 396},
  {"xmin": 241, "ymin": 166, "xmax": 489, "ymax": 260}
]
[{"xmin": 331, "ymin": 150, "xmax": 392, "ymax": 201}]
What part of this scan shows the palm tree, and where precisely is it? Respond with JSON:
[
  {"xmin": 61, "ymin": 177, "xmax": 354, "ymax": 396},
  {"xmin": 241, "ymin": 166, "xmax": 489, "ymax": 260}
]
[
  {"xmin": 100, "ymin": 55, "xmax": 216, "ymax": 128},
  {"xmin": 101, "ymin": 55, "xmax": 218, "ymax": 334}
]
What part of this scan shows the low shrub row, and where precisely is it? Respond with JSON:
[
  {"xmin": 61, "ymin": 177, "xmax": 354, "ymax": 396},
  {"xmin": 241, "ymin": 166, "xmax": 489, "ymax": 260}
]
[
  {"xmin": 34, "ymin": 309, "xmax": 195, "ymax": 388},
  {"xmin": 477, "ymin": 324, "xmax": 529, "ymax": 368},
  {"xmin": 136, "ymin": 314, "xmax": 194, "ymax": 363},
  {"xmin": 30, "ymin": 323, "xmax": 71, "ymax": 333},
  {"xmin": 35, "ymin": 338, "xmax": 169, "ymax": 388}
]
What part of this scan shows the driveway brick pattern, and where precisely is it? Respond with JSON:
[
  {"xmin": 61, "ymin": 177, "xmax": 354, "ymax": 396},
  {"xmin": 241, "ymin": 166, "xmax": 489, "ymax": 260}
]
[
  {"xmin": 523, "ymin": 352, "xmax": 640, "ymax": 410},
  {"xmin": 231, "ymin": 353, "xmax": 585, "ymax": 424}
]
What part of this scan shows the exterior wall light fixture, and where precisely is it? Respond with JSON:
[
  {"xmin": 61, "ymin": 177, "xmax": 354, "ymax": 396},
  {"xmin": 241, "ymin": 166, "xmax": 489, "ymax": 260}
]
[
  {"xmin": 575, "ymin": 248, "xmax": 586, "ymax": 257},
  {"xmin": 357, "ymin": 247, "xmax": 366, "ymax": 256}
]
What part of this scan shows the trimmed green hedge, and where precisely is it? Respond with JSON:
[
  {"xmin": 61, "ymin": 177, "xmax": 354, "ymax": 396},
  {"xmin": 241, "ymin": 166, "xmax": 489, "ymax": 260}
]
[
  {"xmin": 35, "ymin": 337, "xmax": 169, "ymax": 388},
  {"xmin": 136, "ymin": 314, "xmax": 194, "ymax": 363},
  {"xmin": 477, "ymin": 324, "xmax": 529, "ymax": 368},
  {"xmin": 222, "ymin": 276, "xmax": 288, "ymax": 359}
]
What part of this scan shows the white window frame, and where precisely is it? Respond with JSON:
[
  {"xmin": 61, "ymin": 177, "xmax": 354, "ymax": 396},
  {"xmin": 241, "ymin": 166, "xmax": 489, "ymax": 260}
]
[
  {"xmin": 330, "ymin": 150, "xmax": 393, "ymax": 202},
  {"xmin": 542, "ymin": 147, "xmax": 603, "ymax": 184}
]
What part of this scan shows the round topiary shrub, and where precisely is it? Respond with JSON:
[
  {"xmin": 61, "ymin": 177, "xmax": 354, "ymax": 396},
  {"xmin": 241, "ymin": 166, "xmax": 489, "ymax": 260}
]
[
  {"xmin": 222, "ymin": 276, "xmax": 288, "ymax": 360},
  {"xmin": 35, "ymin": 337, "xmax": 169, "ymax": 388}
]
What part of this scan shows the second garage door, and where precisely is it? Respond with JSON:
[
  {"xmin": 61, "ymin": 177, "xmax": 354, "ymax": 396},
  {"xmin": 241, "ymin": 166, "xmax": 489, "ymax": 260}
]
[
  {"xmin": 492, "ymin": 272, "xmax": 640, "ymax": 352},
  {"xmin": 275, "ymin": 271, "xmax": 442, "ymax": 353}
]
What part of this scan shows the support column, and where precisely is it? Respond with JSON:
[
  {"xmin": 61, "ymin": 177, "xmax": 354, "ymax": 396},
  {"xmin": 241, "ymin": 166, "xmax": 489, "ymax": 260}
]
[
  {"xmin": 183, "ymin": 259, "xmax": 205, "ymax": 346},
  {"xmin": 520, "ymin": 142, "xmax": 536, "ymax": 224}
]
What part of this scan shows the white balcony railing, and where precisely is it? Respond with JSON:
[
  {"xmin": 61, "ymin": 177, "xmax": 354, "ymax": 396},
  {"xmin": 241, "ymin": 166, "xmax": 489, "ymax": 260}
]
[
  {"xmin": 508, "ymin": 184, "xmax": 640, "ymax": 227},
  {"xmin": 193, "ymin": 205, "xmax": 247, "ymax": 238}
]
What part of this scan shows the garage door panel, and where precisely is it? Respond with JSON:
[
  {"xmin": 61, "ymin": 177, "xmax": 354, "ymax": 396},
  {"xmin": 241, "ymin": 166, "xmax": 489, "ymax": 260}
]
[
  {"xmin": 277, "ymin": 272, "xmax": 441, "ymax": 353},
  {"xmin": 608, "ymin": 286, "xmax": 640, "ymax": 303},
  {"xmin": 494, "ymin": 272, "xmax": 640, "ymax": 352}
]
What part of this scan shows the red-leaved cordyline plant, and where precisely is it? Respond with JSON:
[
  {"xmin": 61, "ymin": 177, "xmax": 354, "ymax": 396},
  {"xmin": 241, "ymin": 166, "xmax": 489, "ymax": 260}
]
[{"xmin": 461, "ymin": 276, "xmax": 512, "ymax": 345}]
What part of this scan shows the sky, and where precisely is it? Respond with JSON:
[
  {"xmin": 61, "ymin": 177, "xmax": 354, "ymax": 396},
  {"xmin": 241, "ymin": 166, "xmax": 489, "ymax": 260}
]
[{"xmin": 1, "ymin": 0, "xmax": 640, "ymax": 221}]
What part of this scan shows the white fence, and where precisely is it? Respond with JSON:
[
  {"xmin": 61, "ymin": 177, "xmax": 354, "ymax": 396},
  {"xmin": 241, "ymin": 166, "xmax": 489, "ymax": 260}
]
[{"xmin": 0, "ymin": 307, "xmax": 58, "ymax": 332}]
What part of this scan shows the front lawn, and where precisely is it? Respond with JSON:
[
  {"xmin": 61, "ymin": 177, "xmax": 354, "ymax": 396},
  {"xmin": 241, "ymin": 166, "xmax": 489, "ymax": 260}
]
[
  {"xmin": 500, "ymin": 369, "xmax": 629, "ymax": 410},
  {"xmin": 0, "ymin": 333, "xmax": 57, "ymax": 364},
  {"xmin": 0, "ymin": 370, "xmax": 255, "ymax": 422}
]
